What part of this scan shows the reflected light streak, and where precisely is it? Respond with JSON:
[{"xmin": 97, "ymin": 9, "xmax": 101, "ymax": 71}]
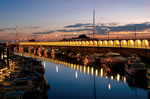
[
  {"xmin": 75, "ymin": 71, "xmax": 78, "ymax": 79},
  {"xmin": 108, "ymin": 83, "xmax": 111, "ymax": 90},
  {"xmin": 83, "ymin": 66, "xmax": 86, "ymax": 73},
  {"xmin": 91, "ymin": 67, "xmax": 94, "ymax": 75},
  {"xmin": 123, "ymin": 76, "xmax": 126, "ymax": 83},
  {"xmin": 87, "ymin": 66, "xmax": 90, "ymax": 75},
  {"xmin": 80, "ymin": 66, "xmax": 82, "ymax": 72},
  {"xmin": 117, "ymin": 73, "xmax": 120, "ymax": 81},
  {"xmin": 111, "ymin": 76, "xmax": 113, "ymax": 80},
  {"xmin": 56, "ymin": 65, "xmax": 58, "ymax": 73},
  {"xmin": 100, "ymin": 68, "xmax": 103, "ymax": 77},
  {"xmin": 95, "ymin": 69, "xmax": 98, "ymax": 77}
]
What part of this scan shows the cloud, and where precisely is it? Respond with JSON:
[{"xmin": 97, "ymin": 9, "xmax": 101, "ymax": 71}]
[
  {"xmin": 32, "ymin": 22, "xmax": 150, "ymax": 36},
  {"xmin": 64, "ymin": 23, "xmax": 92, "ymax": 28},
  {"xmin": 0, "ymin": 27, "xmax": 16, "ymax": 31},
  {"xmin": 33, "ymin": 30, "xmax": 55, "ymax": 34},
  {"xmin": 30, "ymin": 26, "xmax": 40, "ymax": 29}
]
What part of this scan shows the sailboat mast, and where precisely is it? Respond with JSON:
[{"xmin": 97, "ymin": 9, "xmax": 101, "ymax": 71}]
[{"xmin": 93, "ymin": 10, "xmax": 95, "ymax": 38}]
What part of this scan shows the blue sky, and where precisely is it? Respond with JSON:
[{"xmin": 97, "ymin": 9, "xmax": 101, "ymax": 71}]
[{"xmin": 0, "ymin": 0, "xmax": 150, "ymax": 41}]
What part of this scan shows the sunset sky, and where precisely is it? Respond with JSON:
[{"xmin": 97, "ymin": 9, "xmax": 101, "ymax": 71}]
[{"xmin": 1, "ymin": 0, "xmax": 150, "ymax": 41}]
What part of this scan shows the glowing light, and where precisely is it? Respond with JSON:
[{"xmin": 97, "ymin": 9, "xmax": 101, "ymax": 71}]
[{"xmin": 56, "ymin": 65, "xmax": 58, "ymax": 73}]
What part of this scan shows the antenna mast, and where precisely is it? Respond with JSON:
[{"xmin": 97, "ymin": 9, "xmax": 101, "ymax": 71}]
[
  {"xmin": 93, "ymin": 10, "xmax": 95, "ymax": 38},
  {"xmin": 16, "ymin": 25, "xmax": 18, "ymax": 43}
]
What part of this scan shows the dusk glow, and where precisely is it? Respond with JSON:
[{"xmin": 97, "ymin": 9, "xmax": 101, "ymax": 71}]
[{"xmin": 1, "ymin": 0, "xmax": 150, "ymax": 41}]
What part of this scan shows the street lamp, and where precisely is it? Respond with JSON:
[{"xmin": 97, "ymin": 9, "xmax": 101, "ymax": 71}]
[{"xmin": 74, "ymin": 32, "xmax": 77, "ymax": 37}]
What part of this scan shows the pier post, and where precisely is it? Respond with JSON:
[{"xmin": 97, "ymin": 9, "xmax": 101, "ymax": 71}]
[{"xmin": 7, "ymin": 47, "xmax": 9, "ymax": 66}]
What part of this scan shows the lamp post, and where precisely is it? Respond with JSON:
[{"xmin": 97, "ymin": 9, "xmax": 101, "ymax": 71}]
[{"xmin": 74, "ymin": 32, "xmax": 77, "ymax": 37}]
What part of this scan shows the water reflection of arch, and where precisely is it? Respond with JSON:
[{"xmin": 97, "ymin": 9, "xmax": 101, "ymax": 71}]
[
  {"xmin": 128, "ymin": 40, "xmax": 134, "ymax": 47},
  {"xmin": 142, "ymin": 39, "xmax": 149, "ymax": 48},
  {"xmin": 108, "ymin": 40, "xmax": 113, "ymax": 47},
  {"xmin": 121, "ymin": 40, "xmax": 127, "ymax": 47},
  {"xmin": 114, "ymin": 40, "xmax": 120, "ymax": 47},
  {"xmin": 102, "ymin": 40, "xmax": 108, "ymax": 47}
]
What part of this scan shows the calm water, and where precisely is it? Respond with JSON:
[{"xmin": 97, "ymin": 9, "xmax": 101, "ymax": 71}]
[{"xmin": 42, "ymin": 60, "xmax": 149, "ymax": 99}]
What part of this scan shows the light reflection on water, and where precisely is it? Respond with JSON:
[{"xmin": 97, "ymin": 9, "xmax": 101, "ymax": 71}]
[
  {"xmin": 42, "ymin": 60, "xmax": 149, "ymax": 99},
  {"xmin": 23, "ymin": 54, "xmax": 149, "ymax": 99}
]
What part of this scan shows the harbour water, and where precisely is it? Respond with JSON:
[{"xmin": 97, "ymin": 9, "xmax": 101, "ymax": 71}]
[{"xmin": 43, "ymin": 60, "xmax": 149, "ymax": 99}]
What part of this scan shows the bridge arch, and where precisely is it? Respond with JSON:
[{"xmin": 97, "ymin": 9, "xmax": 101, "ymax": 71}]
[
  {"xmin": 102, "ymin": 40, "xmax": 108, "ymax": 46},
  {"xmin": 142, "ymin": 39, "xmax": 149, "ymax": 48},
  {"xmin": 108, "ymin": 40, "xmax": 113, "ymax": 47},
  {"xmin": 70, "ymin": 41, "xmax": 73, "ymax": 46},
  {"xmin": 78, "ymin": 41, "xmax": 82, "ymax": 46},
  {"xmin": 114, "ymin": 40, "xmax": 120, "ymax": 47},
  {"xmin": 93, "ymin": 41, "xmax": 98, "ymax": 47},
  {"xmin": 89, "ymin": 41, "xmax": 94, "ymax": 46},
  {"xmin": 97, "ymin": 41, "xmax": 102, "ymax": 47},
  {"xmin": 121, "ymin": 40, "xmax": 127, "ymax": 47},
  {"xmin": 82, "ymin": 41, "xmax": 86, "ymax": 46},
  {"xmin": 85, "ymin": 41, "xmax": 90, "ymax": 46},
  {"xmin": 72, "ymin": 41, "xmax": 76, "ymax": 46},
  {"xmin": 135, "ymin": 40, "xmax": 142, "ymax": 48},
  {"xmin": 128, "ymin": 40, "xmax": 134, "ymax": 47}
]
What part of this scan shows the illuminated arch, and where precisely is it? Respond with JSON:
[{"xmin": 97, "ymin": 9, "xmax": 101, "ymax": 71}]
[
  {"xmin": 142, "ymin": 39, "xmax": 149, "ymax": 48},
  {"xmin": 93, "ymin": 41, "xmax": 98, "ymax": 47},
  {"xmin": 97, "ymin": 41, "xmax": 103, "ymax": 47},
  {"xmin": 82, "ymin": 41, "xmax": 86, "ymax": 46},
  {"xmin": 114, "ymin": 40, "xmax": 120, "ymax": 47},
  {"xmin": 72, "ymin": 41, "xmax": 76, "ymax": 46},
  {"xmin": 89, "ymin": 41, "xmax": 94, "ymax": 46},
  {"xmin": 135, "ymin": 40, "xmax": 142, "ymax": 48},
  {"xmin": 78, "ymin": 41, "xmax": 82, "ymax": 46},
  {"xmin": 108, "ymin": 40, "xmax": 113, "ymax": 47},
  {"xmin": 85, "ymin": 41, "xmax": 90, "ymax": 46},
  {"xmin": 121, "ymin": 40, "xmax": 127, "ymax": 47},
  {"xmin": 128, "ymin": 40, "xmax": 134, "ymax": 47},
  {"xmin": 102, "ymin": 40, "xmax": 108, "ymax": 46},
  {"xmin": 70, "ymin": 41, "xmax": 73, "ymax": 46}
]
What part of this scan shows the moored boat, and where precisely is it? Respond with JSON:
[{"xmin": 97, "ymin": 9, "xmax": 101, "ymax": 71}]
[
  {"xmin": 124, "ymin": 54, "xmax": 149, "ymax": 79},
  {"xmin": 100, "ymin": 52, "xmax": 127, "ymax": 69}
]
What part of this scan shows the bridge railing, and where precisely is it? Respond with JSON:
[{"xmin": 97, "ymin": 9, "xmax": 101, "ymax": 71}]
[{"xmin": 18, "ymin": 39, "xmax": 149, "ymax": 49}]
